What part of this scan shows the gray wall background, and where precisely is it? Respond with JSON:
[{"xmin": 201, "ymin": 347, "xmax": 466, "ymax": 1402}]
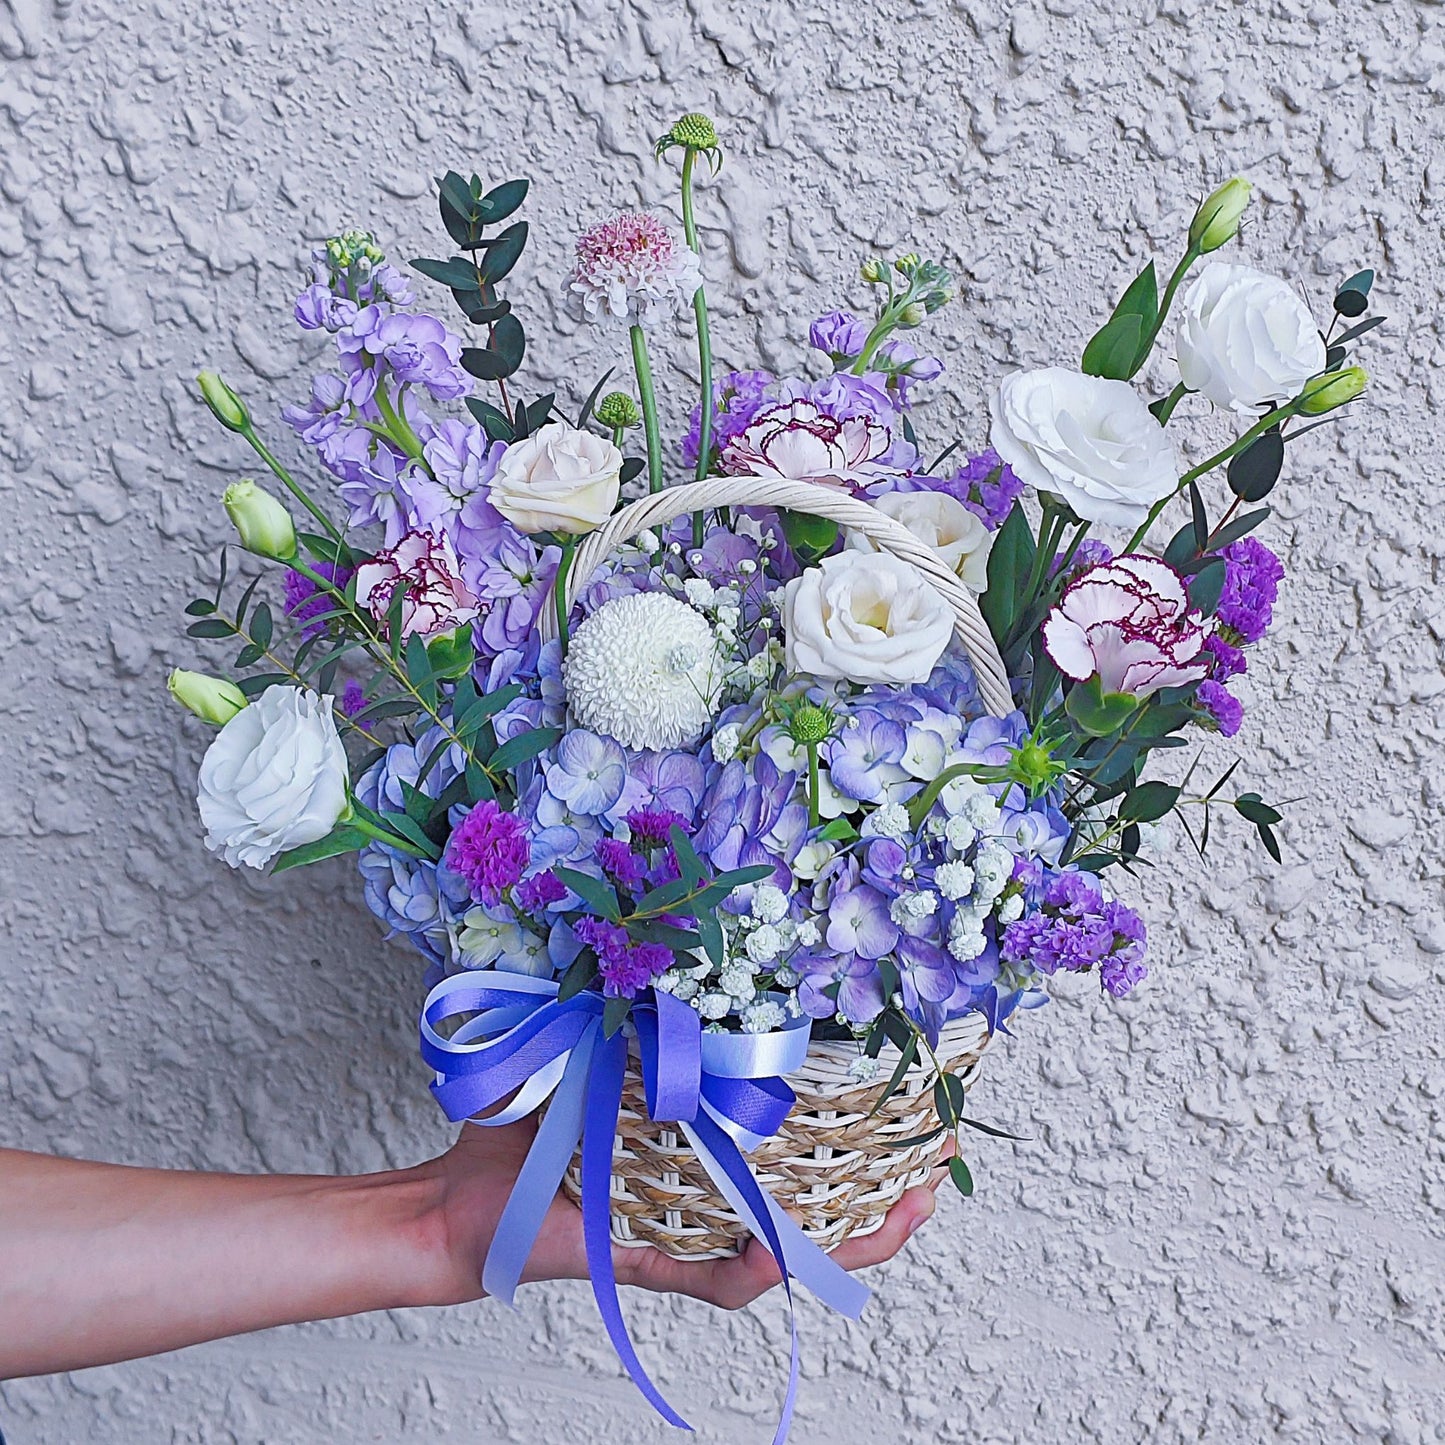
[{"xmin": 1, "ymin": 1, "xmax": 1442, "ymax": 1441}]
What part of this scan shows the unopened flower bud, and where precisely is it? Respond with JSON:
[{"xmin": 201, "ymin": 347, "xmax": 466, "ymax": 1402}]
[
  {"xmin": 899, "ymin": 301, "xmax": 927, "ymax": 327},
  {"xmin": 223, "ymin": 479, "xmax": 297, "ymax": 561},
  {"xmin": 1189, "ymin": 178, "xmax": 1252, "ymax": 254},
  {"xmin": 894, "ymin": 253, "xmax": 920, "ymax": 274},
  {"xmin": 197, "ymin": 371, "xmax": 250, "ymax": 433},
  {"xmin": 595, "ymin": 391, "xmax": 641, "ymax": 429},
  {"xmin": 860, "ymin": 258, "xmax": 886, "ymax": 284},
  {"xmin": 666, "ymin": 112, "xmax": 718, "ymax": 150},
  {"xmin": 168, "ymin": 669, "xmax": 247, "ymax": 726},
  {"xmin": 1298, "ymin": 365, "xmax": 1367, "ymax": 415},
  {"xmin": 786, "ymin": 701, "xmax": 835, "ymax": 747}
]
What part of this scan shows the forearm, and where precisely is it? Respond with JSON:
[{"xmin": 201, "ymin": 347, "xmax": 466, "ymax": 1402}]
[{"xmin": 0, "ymin": 1148, "xmax": 447, "ymax": 1377}]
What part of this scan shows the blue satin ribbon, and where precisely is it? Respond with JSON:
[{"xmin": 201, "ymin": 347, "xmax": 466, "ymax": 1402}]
[{"xmin": 419, "ymin": 970, "xmax": 869, "ymax": 1439}]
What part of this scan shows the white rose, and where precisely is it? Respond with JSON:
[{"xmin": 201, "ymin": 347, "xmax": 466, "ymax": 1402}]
[
  {"xmin": 197, "ymin": 684, "xmax": 349, "ymax": 869},
  {"xmin": 784, "ymin": 551, "xmax": 953, "ymax": 686},
  {"xmin": 989, "ymin": 367, "xmax": 1178, "ymax": 528},
  {"xmin": 849, "ymin": 489, "xmax": 993, "ymax": 590},
  {"xmin": 1176, "ymin": 261, "xmax": 1326, "ymax": 413},
  {"xmin": 487, "ymin": 421, "xmax": 622, "ymax": 535}
]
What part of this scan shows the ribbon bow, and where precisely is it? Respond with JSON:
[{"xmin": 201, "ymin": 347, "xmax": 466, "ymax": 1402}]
[{"xmin": 420, "ymin": 970, "xmax": 869, "ymax": 1440}]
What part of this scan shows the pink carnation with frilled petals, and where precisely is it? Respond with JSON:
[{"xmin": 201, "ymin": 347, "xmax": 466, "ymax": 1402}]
[
  {"xmin": 720, "ymin": 399, "xmax": 892, "ymax": 496},
  {"xmin": 355, "ymin": 530, "xmax": 483, "ymax": 640},
  {"xmin": 1043, "ymin": 555, "xmax": 1213, "ymax": 698},
  {"xmin": 564, "ymin": 211, "xmax": 702, "ymax": 325}
]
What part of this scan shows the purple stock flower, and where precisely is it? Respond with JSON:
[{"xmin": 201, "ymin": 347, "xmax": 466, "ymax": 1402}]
[
  {"xmin": 1195, "ymin": 679, "xmax": 1243, "ymax": 737},
  {"xmin": 1052, "ymin": 537, "xmax": 1114, "ymax": 583},
  {"xmin": 945, "ymin": 449, "xmax": 1026, "ymax": 531},
  {"xmin": 466, "ymin": 528, "xmax": 560, "ymax": 656},
  {"xmin": 446, "ymin": 801, "xmax": 531, "ymax": 904},
  {"xmin": 809, "ymin": 311, "xmax": 871, "ymax": 361},
  {"xmin": 410, "ymin": 419, "xmax": 508, "ymax": 543},
  {"xmin": 682, "ymin": 369, "xmax": 773, "ymax": 469},
  {"xmin": 295, "ymin": 283, "xmax": 359, "ymax": 333},
  {"xmin": 341, "ymin": 679, "xmax": 368, "ymax": 717},
  {"xmin": 283, "ymin": 560, "xmax": 352, "ymax": 639},
  {"xmin": 338, "ymin": 308, "xmax": 470, "ymax": 404},
  {"xmin": 1216, "ymin": 537, "xmax": 1284, "ymax": 644}
]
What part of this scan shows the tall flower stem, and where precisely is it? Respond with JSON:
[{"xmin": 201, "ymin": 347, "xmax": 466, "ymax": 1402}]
[
  {"xmin": 1153, "ymin": 382, "xmax": 1190, "ymax": 425},
  {"xmin": 373, "ymin": 378, "xmax": 427, "ymax": 466},
  {"xmin": 1134, "ymin": 246, "xmax": 1201, "ymax": 368},
  {"xmin": 238, "ymin": 425, "xmax": 344, "ymax": 542},
  {"xmin": 553, "ymin": 537, "xmax": 579, "ymax": 652},
  {"xmin": 806, "ymin": 740, "xmax": 821, "ymax": 830},
  {"xmin": 681, "ymin": 148, "xmax": 714, "ymax": 547},
  {"xmin": 630, "ymin": 324, "xmax": 664, "ymax": 495}
]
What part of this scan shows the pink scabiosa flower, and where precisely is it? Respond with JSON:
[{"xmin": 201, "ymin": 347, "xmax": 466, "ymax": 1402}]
[
  {"xmin": 354, "ymin": 530, "xmax": 483, "ymax": 641},
  {"xmin": 721, "ymin": 398, "xmax": 893, "ymax": 495},
  {"xmin": 1043, "ymin": 555, "xmax": 1213, "ymax": 699},
  {"xmin": 564, "ymin": 211, "xmax": 702, "ymax": 325}
]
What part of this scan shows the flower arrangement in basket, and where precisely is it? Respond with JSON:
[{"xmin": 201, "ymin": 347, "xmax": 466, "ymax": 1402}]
[{"xmin": 168, "ymin": 112, "xmax": 1381, "ymax": 1435}]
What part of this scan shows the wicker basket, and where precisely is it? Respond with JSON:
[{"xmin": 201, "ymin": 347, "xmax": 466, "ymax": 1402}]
[{"xmin": 545, "ymin": 476, "xmax": 1014, "ymax": 1258}]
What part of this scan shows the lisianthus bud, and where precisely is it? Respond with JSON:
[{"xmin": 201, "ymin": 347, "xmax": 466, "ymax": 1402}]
[
  {"xmin": 168, "ymin": 669, "xmax": 248, "ymax": 725},
  {"xmin": 197, "ymin": 371, "xmax": 250, "ymax": 432},
  {"xmin": 595, "ymin": 391, "xmax": 641, "ymax": 429},
  {"xmin": 1189, "ymin": 178, "xmax": 1252, "ymax": 254},
  {"xmin": 1298, "ymin": 365, "xmax": 1367, "ymax": 415},
  {"xmin": 860, "ymin": 258, "xmax": 886, "ymax": 284},
  {"xmin": 224, "ymin": 480, "xmax": 297, "ymax": 560}
]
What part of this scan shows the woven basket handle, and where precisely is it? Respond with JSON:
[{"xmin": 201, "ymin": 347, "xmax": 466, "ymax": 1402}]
[{"xmin": 539, "ymin": 477, "xmax": 1014, "ymax": 719}]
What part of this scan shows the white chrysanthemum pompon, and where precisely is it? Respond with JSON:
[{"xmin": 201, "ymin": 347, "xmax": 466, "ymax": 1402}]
[{"xmin": 562, "ymin": 591, "xmax": 724, "ymax": 751}]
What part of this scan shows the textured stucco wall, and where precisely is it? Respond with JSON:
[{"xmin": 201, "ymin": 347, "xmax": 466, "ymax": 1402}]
[{"xmin": 1, "ymin": 1, "xmax": 1442, "ymax": 1441}]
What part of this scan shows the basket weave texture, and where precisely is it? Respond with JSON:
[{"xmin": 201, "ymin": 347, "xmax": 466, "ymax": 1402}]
[{"xmin": 562, "ymin": 1015, "xmax": 992, "ymax": 1258}]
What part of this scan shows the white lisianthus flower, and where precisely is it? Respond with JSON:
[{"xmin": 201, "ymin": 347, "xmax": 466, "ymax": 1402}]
[
  {"xmin": 784, "ymin": 551, "xmax": 953, "ymax": 686},
  {"xmin": 989, "ymin": 367, "xmax": 1178, "ymax": 528},
  {"xmin": 197, "ymin": 684, "xmax": 349, "ymax": 870},
  {"xmin": 1176, "ymin": 262, "xmax": 1326, "ymax": 413},
  {"xmin": 564, "ymin": 592, "xmax": 723, "ymax": 750},
  {"xmin": 850, "ymin": 489, "xmax": 993, "ymax": 590},
  {"xmin": 487, "ymin": 422, "xmax": 622, "ymax": 535}
]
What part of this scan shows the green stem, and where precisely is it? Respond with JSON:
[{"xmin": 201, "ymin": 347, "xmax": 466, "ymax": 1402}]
[
  {"xmin": 373, "ymin": 379, "xmax": 427, "ymax": 466},
  {"xmin": 238, "ymin": 426, "xmax": 343, "ymax": 541},
  {"xmin": 1154, "ymin": 382, "xmax": 1189, "ymax": 425},
  {"xmin": 630, "ymin": 324, "xmax": 664, "ymax": 495},
  {"xmin": 553, "ymin": 537, "xmax": 578, "ymax": 653},
  {"xmin": 1125, "ymin": 400, "xmax": 1301, "ymax": 553},
  {"xmin": 806, "ymin": 740, "xmax": 821, "ymax": 830},
  {"xmin": 1020, "ymin": 497, "xmax": 1065, "ymax": 604},
  {"xmin": 345, "ymin": 807, "xmax": 432, "ymax": 859},
  {"xmin": 1135, "ymin": 245, "xmax": 1201, "ymax": 366},
  {"xmin": 681, "ymin": 149, "xmax": 715, "ymax": 549},
  {"xmin": 851, "ymin": 310, "xmax": 897, "ymax": 376}
]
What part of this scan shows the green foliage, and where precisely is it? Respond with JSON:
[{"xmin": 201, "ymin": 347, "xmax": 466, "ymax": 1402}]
[
  {"xmin": 1081, "ymin": 261, "xmax": 1157, "ymax": 379},
  {"xmin": 1065, "ymin": 678, "xmax": 1138, "ymax": 737},
  {"xmin": 979, "ymin": 502, "xmax": 1035, "ymax": 649},
  {"xmin": 272, "ymin": 823, "xmax": 370, "ymax": 873}
]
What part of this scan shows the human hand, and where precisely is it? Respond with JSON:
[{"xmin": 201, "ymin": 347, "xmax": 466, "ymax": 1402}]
[{"xmin": 407, "ymin": 1117, "xmax": 947, "ymax": 1311}]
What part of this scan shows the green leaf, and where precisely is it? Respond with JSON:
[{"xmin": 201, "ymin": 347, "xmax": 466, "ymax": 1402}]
[
  {"xmin": 669, "ymin": 826, "xmax": 707, "ymax": 888},
  {"xmin": 1334, "ymin": 315, "xmax": 1384, "ymax": 347},
  {"xmin": 633, "ymin": 877, "xmax": 695, "ymax": 914},
  {"xmin": 980, "ymin": 502, "xmax": 1036, "ymax": 644},
  {"xmin": 237, "ymin": 672, "xmax": 291, "ymax": 697},
  {"xmin": 1065, "ymin": 678, "xmax": 1138, "ymax": 738},
  {"xmin": 576, "ymin": 367, "xmax": 616, "ymax": 428},
  {"xmin": 411, "ymin": 256, "xmax": 483, "ymax": 290},
  {"xmin": 455, "ymin": 683, "xmax": 523, "ymax": 737},
  {"xmin": 478, "ymin": 221, "xmax": 528, "ymax": 284},
  {"xmin": 619, "ymin": 456, "xmax": 646, "ymax": 487},
  {"xmin": 348, "ymin": 696, "xmax": 421, "ymax": 725},
  {"xmin": 233, "ymin": 642, "xmax": 263, "ymax": 670},
  {"xmin": 377, "ymin": 809, "xmax": 443, "ymax": 859},
  {"xmin": 1256, "ymin": 822, "xmax": 1282, "ymax": 863},
  {"xmin": 623, "ymin": 919, "xmax": 699, "ymax": 951},
  {"xmin": 816, "ymin": 817, "xmax": 858, "ymax": 843},
  {"xmin": 1208, "ymin": 506, "xmax": 1271, "ymax": 551},
  {"xmin": 556, "ymin": 950, "xmax": 598, "ymax": 1002},
  {"xmin": 480, "ymin": 178, "xmax": 529, "ymax": 223},
  {"xmin": 465, "ymin": 397, "xmax": 515, "ymax": 441},
  {"xmin": 401, "ymin": 779, "xmax": 434, "ymax": 824},
  {"xmin": 882, "ymin": 1125, "xmax": 948, "ymax": 1151},
  {"xmin": 1234, "ymin": 794, "xmax": 1283, "ymax": 827},
  {"xmin": 866, "ymin": 1032, "xmax": 919, "ymax": 1119},
  {"xmin": 958, "ymin": 1115, "xmax": 1028, "ymax": 1140},
  {"xmin": 271, "ymin": 824, "xmax": 370, "ymax": 873},
  {"xmin": 1227, "ymin": 429, "xmax": 1284, "ymax": 502},
  {"xmin": 465, "ymin": 756, "xmax": 495, "ymax": 803},
  {"xmin": 554, "ymin": 867, "xmax": 621, "ymax": 920},
  {"xmin": 712, "ymin": 863, "xmax": 777, "ymax": 890},
  {"xmin": 187, "ymin": 617, "xmax": 235, "ymax": 639},
  {"xmin": 948, "ymin": 1156, "xmax": 975, "ymax": 1197},
  {"xmin": 523, "ymin": 392, "xmax": 555, "ymax": 433},
  {"xmin": 602, "ymin": 997, "xmax": 631, "ymax": 1039},
  {"xmin": 1188, "ymin": 482, "xmax": 1209, "ymax": 552},
  {"xmin": 1188, "ymin": 557, "xmax": 1228, "ymax": 616},
  {"xmin": 933, "ymin": 1072, "xmax": 965, "ymax": 1126},
  {"xmin": 250, "ymin": 601, "xmax": 273, "ymax": 651},
  {"xmin": 1081, "ymin": 311, "xmax": 1145, "ymax": 381},
  {"xmin": 1120, "ymin": 780, "xmax": 1180, "ymax": 823},
  {"xmin": 184, "ymin": 598, "xmax": 216, "ymax": 616},
  {"xmin": 696, "ymin": 910, "xmax": 724, "ymax": 966},
  {"xmin": 488, "ymin": 726, "xmax": 561, "ymax": 773},
  {"xmin": 1114, "ymin": 259, "xmax": 1159, "ymax": 327}
]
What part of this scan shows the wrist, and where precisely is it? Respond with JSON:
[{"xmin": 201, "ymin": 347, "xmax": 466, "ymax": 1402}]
[{"xmin": 336, "ymin": 1165, "xmax": 458, "ymax": 1311}]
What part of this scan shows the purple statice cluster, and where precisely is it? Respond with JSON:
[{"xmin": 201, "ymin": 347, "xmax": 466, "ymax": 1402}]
[
  {"xmin": 1197, "ymin": 537, "xmax": 1285, "ymax": 737},
  {"xmin": 1000, "ymin": 870, "xmax": 1147, "ymax": 999},
  {"xmin": 283, "ymin": 560, "xmax": 352, "ymax": 639}
]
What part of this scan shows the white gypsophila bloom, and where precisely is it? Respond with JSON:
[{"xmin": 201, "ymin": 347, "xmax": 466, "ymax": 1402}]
[
  {"xmin": 197, "ymin": 684, "xmax": 349, "ymax": 870},
  {"xmin": 861, "ymin": 801, "xmax": 911, "ymax": 841},
  {"xmin": 683, "ymin": 577, "xmax": 716, "ymax": 610},
  {"xmin": 750, "ymin": 884, "xmax": 789, "ymax": 925},
  {"xmin": 773, "ymin": 963, "xmax": 801, "ymax": 987},
  {"xmin": 746, "ymin": 651, "xmax": 773, "ymax": 683},
  {"xmin": 715, "ymin": 604, "xmax": 741, "ymax": 634},
  {"xmin": 962, "ymin": 792, "xmax": 1002, "ymax": 832},
  {"xmin": 997, "ymin": 893, "xmax": 1025, "ymax": 924},
  {"xmin": 742, "ymin": 1000, "xmax": 788, "ymax": 1035},
  {"xmin": 848, "ymin": 1055, "xmax": 882, "ymax": 1083},
  {"xmin": 564, "ymin": 592, "xmax": 723, "ymax": 750},
  {"xmin": 890, "ymin": 891, "xmax": 939, "ymax": 928},
  {"xmin": 564, "ymin": 211, "xmax": 703, "ymax": 326},
  {"xmin": 944, "ymin": 816, "xmax": 978, "ymax": 852},
  {"xmin": 744, "ymin": 924, "xmax": 783, "ymax": 964},
  {"xmin": 989, "ymin": 367, "xmax": 1179, "ymax": 529},
  {"xmin": 653, "ymin": 970, "xmax": 682, "ymax": 994},
  {"xmin": 636, "ymin": 529, "xmax": 660, "ymax": 554},
  {"xmin": 1176, "ymin": 261, "xmax": 1327, "ymax": 413},
  {"xmin": 672, "ymin": 977, "xmax": 700, "ymax": 1001},
  {"xmin": 795, "ymin": 919, "xmax": 821, "ymax": 947},
  {"xmin": 697, "ymin": 991, "xmax": 732, "ymax": 1021},
  {"xmin": 719, "ymin": 963, "xmax": 757, "ymax": 998},
  {"xmin": 935, "ymin": 860, "xmax": 976, "ymax": 902},
  {"xmin": 711, "ymin": 723, "xmax": 741, "ymax": 764},
  {"xmin": 948, "ymin": 915, "xmax": 988, "ymax": 962},
  {"xmin": 974, "ymin": 842, "xmax": 1013, "ymax": 899}
]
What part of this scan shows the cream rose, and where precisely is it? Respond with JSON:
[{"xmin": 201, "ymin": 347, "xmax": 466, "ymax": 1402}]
[
  {"xmin": 487, "ymin": 421, "xmax": 622, "ymax": 535},
  {"xmin": 784, "ymin": 551, "xmax": 953, "ymax": 686},
  {"xmin": 849, "ymin": 489, "xmax": 993, "ymax": 590},
  {"xmin": 989, "ymin": 367, "xmax": 1178, "ymax": 529},
  {"xmin": 1176, "ymin": 261, "xmax": 1326, "ymax": 413},
  {"xmin": 197, "ymin": 684, "xmax": 350, "ymax": 869}
]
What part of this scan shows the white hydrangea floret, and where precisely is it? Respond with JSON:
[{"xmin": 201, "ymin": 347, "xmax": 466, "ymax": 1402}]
[
  {"xmin": 744, "ymin": 923, "xmax": 783, "ymax": 964},
  {"xmin": 563, "ymin": 592, "xmax": 723, "ymax": 750},
  {"xmin": 861, "ymin": 801, "xmax": 911, "ymax": 841},
  {"xmin": 741, "ymin": 1000, "xmax": 787, "ymax": 1034},
  {"xmin": 750, "ymin": 884, "xmax": 789, "ymax": 924},
  {"xmin": 935, "ymin": 861, "xmax": 975, "ymax": 901}
]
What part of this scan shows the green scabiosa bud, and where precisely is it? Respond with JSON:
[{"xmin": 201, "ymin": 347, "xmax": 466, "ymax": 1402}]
[
  {"xmin": 223, "ymin": 479, "xmax": 297, "ymax": 561},
  {"xmin": 654, "ymin": 112, "xmax": 723, "ymax": 172},
  {"xmin": 1298, "ymin": 365, "xmax": 1367, "ymax": 415},
  {"xmin": 783, "ymin": 699, "xmax": 837, "ymax": 749},
  {"xmin": 1003, "ymin": 735, "xmax": 1068, "ymax": 799},
  {"xmin": 595, "ymin": 391, "xmax": 642, "ymax": 429},
  {"xmin": 197, "ymin": 371, "xmax": 250, "ymax": 433},
  {"xmin": 168, "ymin": 669, "xmax": 247, "ymax": 726},
  {"xmin": 1189, "ymin": 178, "xmax": 1252, "ymax": 254}
]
